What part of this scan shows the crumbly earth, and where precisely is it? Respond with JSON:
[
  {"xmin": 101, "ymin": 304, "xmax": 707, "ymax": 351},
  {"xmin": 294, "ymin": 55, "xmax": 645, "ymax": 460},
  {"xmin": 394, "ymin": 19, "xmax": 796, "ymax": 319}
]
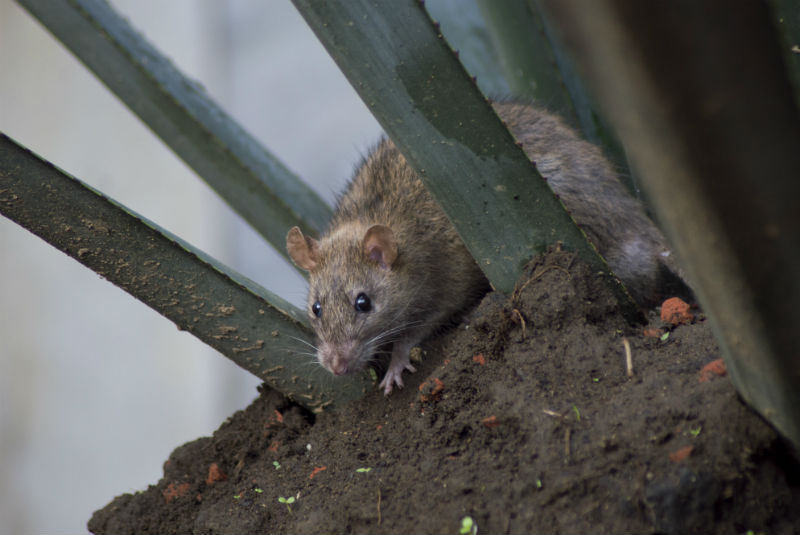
[{"xmin": 88, "ymin": 250, "xmax": 800, "ymax": 534}]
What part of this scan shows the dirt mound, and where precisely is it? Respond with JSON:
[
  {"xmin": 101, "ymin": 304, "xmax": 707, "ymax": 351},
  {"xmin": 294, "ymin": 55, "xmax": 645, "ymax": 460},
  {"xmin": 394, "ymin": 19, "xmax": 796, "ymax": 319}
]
[{"xmin": 88, "ymin": 250, "xmax": 800, "ymax": 534}]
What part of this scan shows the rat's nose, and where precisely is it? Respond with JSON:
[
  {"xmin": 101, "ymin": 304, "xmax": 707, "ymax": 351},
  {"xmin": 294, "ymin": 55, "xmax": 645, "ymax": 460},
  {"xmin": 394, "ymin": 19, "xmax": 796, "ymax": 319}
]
[{"xmin": 330, "ymin": 360, "xmax": 348, "ymax": 376}]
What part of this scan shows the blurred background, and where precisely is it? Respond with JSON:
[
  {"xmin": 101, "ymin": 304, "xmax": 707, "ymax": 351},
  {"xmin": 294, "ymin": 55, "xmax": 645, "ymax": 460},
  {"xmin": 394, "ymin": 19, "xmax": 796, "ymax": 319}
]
[{"xmin": 0, "ymin": 1, "xmax": 384, "ymax": 532}]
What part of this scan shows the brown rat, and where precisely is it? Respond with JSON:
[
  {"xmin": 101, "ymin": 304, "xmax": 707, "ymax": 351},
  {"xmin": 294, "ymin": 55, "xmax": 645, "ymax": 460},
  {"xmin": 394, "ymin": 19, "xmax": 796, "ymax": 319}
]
[{"xmin": 287, "ymin": 101, "xmax": 690, "ymax": 394}]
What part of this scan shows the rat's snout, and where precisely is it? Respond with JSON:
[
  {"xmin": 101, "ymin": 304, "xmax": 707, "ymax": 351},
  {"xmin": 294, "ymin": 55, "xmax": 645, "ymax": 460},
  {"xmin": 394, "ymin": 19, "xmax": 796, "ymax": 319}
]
[
  {"xmin": 318, "ymin": 339, "xmax": 358, "ymax": 376},
  {"xmin": 330, "ymin": 360, "xmax": 349, "ymax": 376}
]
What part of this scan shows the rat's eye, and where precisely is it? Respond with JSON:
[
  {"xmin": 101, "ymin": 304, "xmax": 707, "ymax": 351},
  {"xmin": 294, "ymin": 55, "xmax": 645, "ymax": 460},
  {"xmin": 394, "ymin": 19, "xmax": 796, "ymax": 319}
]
[
  {"xmin": 311, "ymin": 301, "xmax": 322, "ymax": 317},
  {"xmin": 354, "ymin": 292, "xmax": 372, "ymax": 313}
]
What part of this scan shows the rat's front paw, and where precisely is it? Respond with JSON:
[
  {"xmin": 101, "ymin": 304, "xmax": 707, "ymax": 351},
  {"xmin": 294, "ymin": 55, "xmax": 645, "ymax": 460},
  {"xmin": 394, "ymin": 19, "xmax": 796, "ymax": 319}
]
[{"xmin": 379, "ymin": 360, "xmax": 417, "ymax": 395}]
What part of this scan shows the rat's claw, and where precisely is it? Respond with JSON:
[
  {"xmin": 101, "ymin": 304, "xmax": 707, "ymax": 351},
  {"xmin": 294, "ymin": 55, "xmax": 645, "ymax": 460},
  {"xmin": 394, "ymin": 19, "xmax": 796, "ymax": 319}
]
[
  {"xmin": 380, "ymin": 352, "xmax": 418, "ymax": 395},
  {"xmin": 379, "ymin": 370, "xmax": 403, "ymax": 395}
]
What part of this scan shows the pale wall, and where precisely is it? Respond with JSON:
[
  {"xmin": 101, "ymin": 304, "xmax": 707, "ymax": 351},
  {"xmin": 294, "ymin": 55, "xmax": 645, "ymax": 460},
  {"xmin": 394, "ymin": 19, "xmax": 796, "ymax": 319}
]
[{"xmin": 0, "ymin": 1, "xmax": 381, "ymax": 532}]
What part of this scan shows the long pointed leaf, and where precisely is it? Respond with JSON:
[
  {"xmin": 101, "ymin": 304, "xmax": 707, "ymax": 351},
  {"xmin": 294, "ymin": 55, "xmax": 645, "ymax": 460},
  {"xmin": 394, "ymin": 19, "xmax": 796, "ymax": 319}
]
[
  {"xmin": 422, "ymin": 0, "xmax": 511, "ymax": 97},
  {"xmin": 476, "ymin": 0, "xmax": 580, "ymax": 124},
  {"xmin": 0, "ymin": 133, "xmax": 371, "ymax": 411},
  {"xmin": 16, "ymin": 0, "xmax": 332, "ymax": 270}
]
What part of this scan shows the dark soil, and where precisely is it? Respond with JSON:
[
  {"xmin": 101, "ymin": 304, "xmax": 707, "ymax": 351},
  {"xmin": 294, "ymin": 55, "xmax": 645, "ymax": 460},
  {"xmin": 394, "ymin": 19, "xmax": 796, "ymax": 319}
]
[{"xmin": 88, "ymin": 250, "xmax": 800, "ymax": 534}]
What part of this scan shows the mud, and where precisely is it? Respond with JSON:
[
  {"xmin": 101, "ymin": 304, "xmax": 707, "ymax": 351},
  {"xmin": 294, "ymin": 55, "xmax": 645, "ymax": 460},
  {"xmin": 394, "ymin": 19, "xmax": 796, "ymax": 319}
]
[{"xmin": 88, "ymin": 250, "xmax": 800, "ymax": 534}]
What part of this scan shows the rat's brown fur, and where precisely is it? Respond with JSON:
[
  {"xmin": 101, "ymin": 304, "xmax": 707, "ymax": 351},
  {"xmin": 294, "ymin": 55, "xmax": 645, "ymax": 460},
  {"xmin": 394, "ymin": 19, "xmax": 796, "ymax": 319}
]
[
  {"xmin": 287, "ymin": 101, "xmax": 689, "ymax": 394},
  {"xmin": 499, "ymin": 101, "xmax": 688, "ymax": 305}
]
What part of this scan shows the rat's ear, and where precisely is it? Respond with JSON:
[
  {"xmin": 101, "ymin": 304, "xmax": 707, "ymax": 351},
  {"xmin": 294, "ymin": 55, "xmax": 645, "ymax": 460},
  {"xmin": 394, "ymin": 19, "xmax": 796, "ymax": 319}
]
[
  {"xmin": 363, "ymin": 224, "xmax": 398, "ymax": 269},
  {"xmin": 286, "ymin": 226, "xmax": 320, "ymax": 271}
]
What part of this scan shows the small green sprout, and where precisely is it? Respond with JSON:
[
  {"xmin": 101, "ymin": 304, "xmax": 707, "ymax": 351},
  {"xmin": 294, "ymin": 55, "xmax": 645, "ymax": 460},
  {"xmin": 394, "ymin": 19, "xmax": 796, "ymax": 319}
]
[
  {"xmin": 254, "ymin": 488, "xmax": 263, "ymax": 494},
  {"xmin": 273, "ymin": 461, "xmax": 281, "ymax": 470},
  {"xmin": 536, "ymin": 479, "xmax": 543, "ymax": 489},
  {"xmin": 572, "ymin": 404, "xmax": 581, "ymax": 422},
  {"xmin": 459, "ymin": 516, "xmax": 477, "ymax": 535},
  {"xmin": 233, "ymin": 494, "xmax": 241, "ymax": 500},
  {"xmin": 660, "ymin": 331, "xmax": 670, "ymax": 342},
  {"xmin": 278, "ymin": 496, "xmax": 296, "ymax": 514},
  {"xmin": 368, "ymin": 368, "xmax": 378, "ymax": 381},
  {"xmin": 592, "ymin": 377, "xmax": 600, "ymax": 383},
  {"xmin": 356, "ymin": 467, "xmax": 372, "ymax": 473},
  {"xmin": 689, "ymin": 426, "xmax": 702, "ymax": 437}
]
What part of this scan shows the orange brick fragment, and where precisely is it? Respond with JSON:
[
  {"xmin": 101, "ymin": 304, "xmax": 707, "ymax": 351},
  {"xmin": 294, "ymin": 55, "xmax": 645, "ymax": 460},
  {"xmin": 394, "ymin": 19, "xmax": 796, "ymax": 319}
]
[
  {"xmin": 669, "ymin": 445, "xmax": 694, "ymax": 462},
  {"xmin": 699, "ymin": 359, "xmax": 727, "ymax": 382},
  {"xmin": 206, "ymin": 463, "xmax": 227, "ymax": 485},
  {"xmin": 472, "ymin": 353, "xmax": 486, "ymax": 365},
  {"xmin": 309, "ymin": 466, "xmax": 327, "ymax": 480},
  {"xmin": 267, "ymin": 440, "xmax": 281, "ymax": 453},
  {"xmin": 661, "ymin": 297, "xmax": 694, "ymax": 326},
  {"xmin": 419, "ymin": 377, "xmax": 444, "ymax": 402},
  {"xmin": 266, "ymin": 409, "xmax": 284, "ymax": 428},
  {"xmin": 481, "ymin": 415, "xmax": 500, "ymax": 428},
  {"xmin": 163, "ymin": 482, "xmax": 191, "ymax": 503},
  {"xmin": 643, "ymin": 328, "xmax": 665, "ymax": 338}
]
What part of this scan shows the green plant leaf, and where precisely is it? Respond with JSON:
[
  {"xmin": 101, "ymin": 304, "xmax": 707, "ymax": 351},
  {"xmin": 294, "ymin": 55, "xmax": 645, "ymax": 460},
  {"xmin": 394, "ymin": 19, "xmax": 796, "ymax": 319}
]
[
  {"xmin": 17, "ymin": 0, "xmax": 331, "ymax": 271},
  {"xmin": 476, "ymin": 0, "xmax": 579, "ymax": 123},
  {"xmin": 0, "ymin": 133, "xmax": 371, "ymax": 411},
  {"xmin": 292, "ymin": 0, "xmax": 638, "ymax": 321},
  {"xmin": 423, "ymin": 0, "xmax": 511, "ymax": 97},
  {"xmin": 459, "ymin": 516, "xmax": 475, "ymax": 535}
]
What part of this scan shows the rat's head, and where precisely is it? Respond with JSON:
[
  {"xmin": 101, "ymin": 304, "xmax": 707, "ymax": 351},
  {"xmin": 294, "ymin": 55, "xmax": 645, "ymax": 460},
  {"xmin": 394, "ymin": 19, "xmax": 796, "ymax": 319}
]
[{"xmin": 286, "ymin": 223, "xmax": 404, "ymax": 376}]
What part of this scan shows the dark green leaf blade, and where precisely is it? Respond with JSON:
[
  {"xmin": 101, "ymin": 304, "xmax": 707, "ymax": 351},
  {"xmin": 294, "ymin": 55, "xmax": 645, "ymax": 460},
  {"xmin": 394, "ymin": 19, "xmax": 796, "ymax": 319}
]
[
  {"xmin": 16, "ymin": 0, "xmax": 332, "ymax": 269},
  {"xmin": 476, "ymin": 0, "xmax": 580, "ymax": 124},
  {"xmin": 0, "ymin": 133, "xmax": 371, "ymax": 411}
]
